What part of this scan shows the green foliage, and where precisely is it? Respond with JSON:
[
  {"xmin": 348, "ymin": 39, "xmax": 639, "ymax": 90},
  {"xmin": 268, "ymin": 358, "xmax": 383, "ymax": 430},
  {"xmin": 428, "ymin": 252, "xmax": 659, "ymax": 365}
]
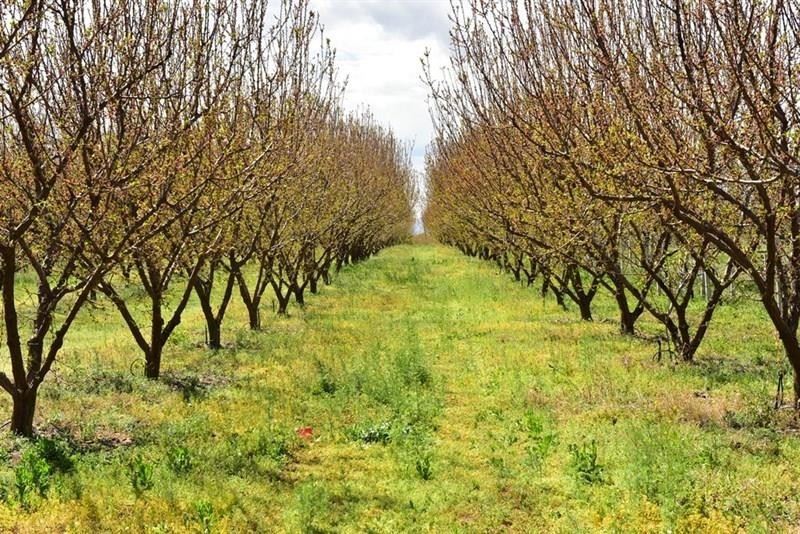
[
  {"xmin": 128, "ymin": 455, "xmax": 155, "ymax": 496},
  {"xmin": 165, "ymin": 374, "xmax": 208, "ymax": 403},
  {"xmin": 413, "ymin": 449, "xmax": 434, "ymax": 481},
  {"xmin": 394, "ymin": 346, "xmax": 432, "ymax": 388},
  {"xmin": 214, "ymin": 426, "xmax": 295, "ymax": 478},
  {"xmin": 192, "ymin": 500, "xmax": 214, "ymax": 534},
  {"xmin": 15, "ymin": 450, "xmax": 52, "ymax": 508},
  {"xmin": 32, "ymin": 437, "xmax": 75, "ymax": 474},
  {"xmin": 312, "ymin": 359, "xmax": 337, "ymax": 396},
  {"xmin": 166, "ymin": 445, "xmax": 192, "ymax": 474},
  {"xmin": 255, "ymin": 428, "xmax": 293, "ymax": 463},
  {"xmin": 723, "ymin": 391, "xmax": 777, "ymax": 429},
  {"xmin": 79, "ymin": 370, "xmax": 135, "ymax": 395},
  {"xmin": 291, "ymin": 483, "xmax": 331, "ymax": 534},
  {"xmin": 347, "ymin": 420, "xmax": 392, "ymax": 445},
  {"xmin": 521, "ymin": 410, "xmax": 557, "ymax": 470},
  {"xmin": 568, "ymin": 440, "xmax": 604, "ymax": 484},
  {"xmin": 11, "ymin": 437, "xmax": 76, "ymax": 508},
  {"xmin": 618, "ymin": 421, "xmax": 696, "ymax": 521}
]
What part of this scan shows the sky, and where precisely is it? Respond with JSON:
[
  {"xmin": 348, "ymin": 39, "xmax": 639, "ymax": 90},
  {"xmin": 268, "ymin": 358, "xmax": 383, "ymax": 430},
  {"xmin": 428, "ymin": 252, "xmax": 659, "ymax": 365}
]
[{"xmin": 311, "ymin": 0, "xmax": 452, "ymax": 176}]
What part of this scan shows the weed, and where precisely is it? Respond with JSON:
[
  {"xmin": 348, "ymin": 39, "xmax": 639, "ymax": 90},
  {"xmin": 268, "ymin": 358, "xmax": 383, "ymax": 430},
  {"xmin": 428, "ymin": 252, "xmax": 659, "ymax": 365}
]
[
  {"xmin": 698, "ymin": 444, "xmax": 723, "ymax": 469},
  {"xmin": 402, "ymin": 429, "xmax": 434, "ymax": 481},
  {"xmin": 723, "ymin": 393, "xmax": 775, "ymax": 429},
  {"xmin": 15, "ymin": 450, "xmax": 51, "ymax": 508},
  {"xmin": 80, "ymin": 370, "xmax": 135, "ymax": 394},
  {"xmin": 166, "ymin": 445, "xmax": 192, "ymax": 474},
  {"xmin": 347, "ymin": 420, "xmax": 392, "ymax": 445},
  {"xmin": 568, "ymin": 440, "xmax": 604, "ymax": 484},
  {"xmin": 414, "ymin": 451, "xmax": 433, "ymax": 480},
  {"xmin": 33, "ymin": 437, "xmax": 75, "ymax": 474},
  {"xmin": 521, "ymin": 410, "xmax": 557, "ymax": 470},
  {"xmin": 489, "ymin": 456, "xmax": 512, "ymax": 478},
  {"xmin": 165, "ymin": 375, "xmax": 208, "ymax": 403},
  {"xmin": 193, "ymin": 500, "xmax": 214, "ymax": 534},
  {"xmin": 312, "ymin": 359, "xmax": 337, "ymax": 396},
  {"xmin": 11, "ymin": 437, "xmax": 78, "ymax": 508},
  {"xmin": 256, "ymin": 428, "xmax": 293, "ymax": 463},
  {"xmin": 620, "ymin": 421, "xmax": 695, "ymax": 522},
  {"xmin": 395, "ymin": 347, "xmax": 432, "ymax": 388},
  {"xmin": 218, "ymin": 436, "xmax": 253, "ymax": 475},
  {"xmin": 3, "ymin": 245, "xmax": 799, "ymax": 530},
  {"xmin": 215, "ymin": 427, "xmax": 295, "ymax": 478},
  {"xmin": 292, "ymin": 483, "xmax": 331, "ymax": 533},
  {"xmin": 128, "ymin": 455, "xmax": 155, "ymax": 496}
]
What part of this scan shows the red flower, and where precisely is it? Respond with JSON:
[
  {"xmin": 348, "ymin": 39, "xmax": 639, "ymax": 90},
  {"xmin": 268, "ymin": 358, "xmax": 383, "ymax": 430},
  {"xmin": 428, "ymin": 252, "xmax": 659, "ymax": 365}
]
[{"xmin": 297, "ymin": 426, "xmax": 313, "ymax": 440}]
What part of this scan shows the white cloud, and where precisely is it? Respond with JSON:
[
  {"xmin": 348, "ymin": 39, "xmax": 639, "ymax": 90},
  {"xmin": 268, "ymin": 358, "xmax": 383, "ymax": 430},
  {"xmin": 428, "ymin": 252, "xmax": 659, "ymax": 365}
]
[{"xmin": 311, "ymin": 0, "xmax": 452, "ymax": 174}]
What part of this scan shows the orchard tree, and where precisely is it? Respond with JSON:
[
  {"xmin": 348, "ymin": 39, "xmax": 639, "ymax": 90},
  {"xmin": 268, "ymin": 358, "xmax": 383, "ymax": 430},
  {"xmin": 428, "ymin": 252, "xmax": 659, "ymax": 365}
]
[
  {"xmin": 0, "ymin": 0, "xmax": 192, "ymax": 435},
  {"xmin": 98, "ymin": 0, "xmax": 265, "ymax": 377},
  {"xmin": 425, "ymin": 0, "xmax": 751, "ymax": 361}
]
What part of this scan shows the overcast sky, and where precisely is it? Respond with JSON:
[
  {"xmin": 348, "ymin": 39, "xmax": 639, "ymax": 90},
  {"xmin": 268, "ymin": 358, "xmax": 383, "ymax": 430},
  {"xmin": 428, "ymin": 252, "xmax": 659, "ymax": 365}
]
[{"xmin": 311, "ymin": 0, "xmax": 452, "ymax": 175}]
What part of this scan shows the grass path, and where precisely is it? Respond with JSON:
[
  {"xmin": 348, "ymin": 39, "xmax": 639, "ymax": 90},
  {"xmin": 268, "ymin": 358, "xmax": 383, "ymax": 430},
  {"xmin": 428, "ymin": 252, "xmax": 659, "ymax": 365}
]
[{"xmin": 3, "ymin": 244, "xmax": 799, "ymax": 532}]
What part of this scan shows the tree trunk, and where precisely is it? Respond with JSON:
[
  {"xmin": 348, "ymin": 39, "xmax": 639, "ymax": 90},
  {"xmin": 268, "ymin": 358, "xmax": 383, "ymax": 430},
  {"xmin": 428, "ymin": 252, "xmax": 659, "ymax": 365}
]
[
  {"xmin": 195, "ymin": 273, "xmax": 235, "ymax": 350},
  {"xmin": 611, "ymin": 279, "xmax": 640, "ymax": 335},
  {"xmin": 235, "ymin": 270, "xmax": 263, "ymax": 331},
  {"xmin": 294, "ymin": 286, "xmax": 305, "ymax": 306},
  {"xmin": 676, "ymin": 317, "xmax": 696, "ymax": 362},
  {"xmin": 578, "ymin": 297, "xmax": 593, "ymax": 321},
  {"xmin": 246, "ymin": 303, "xmax": 261, "ymax": 330},
  {"xmin": 147, "ymin": 291, "xmax": 164, "ymax": 379},
  {"xmin": 774, "ymin": 328, "xmax": 800, "ymax": 407},
  {"xmin": 619, "ymin": 309, "xmax": 638, "ymax": 336},
  {"xmin": 206, "ymin": 320, "xmax": 222, "ymax": 350},
  {"xmin": 145, "ymin": 344, "xmax": 162, "ymax": 379},
  {"xmin": 794, "ymin": 365, "xmax": 800, "ymax": 409},
  {"xmin": 277, "ymin": 294, "xmax": 291, "ymax": 315},
  {"xmin": 676, "ymin": 341, "xmax": 695, "ymax": 363},
  {"xmin": 10, "ymin": 387, "xmax": 37, "ymax": 437},
  {"xmin": 310, "ymin": 276, "xmax": 318, "ymax": 294},
  {"xmin": 553, "ymin": 288, "xmax": 566, "ymax": 310}
]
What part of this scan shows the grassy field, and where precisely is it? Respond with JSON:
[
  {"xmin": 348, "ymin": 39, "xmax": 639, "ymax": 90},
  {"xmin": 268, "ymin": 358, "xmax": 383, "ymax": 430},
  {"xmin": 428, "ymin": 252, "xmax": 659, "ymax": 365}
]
[{"xmin": 0, "ymin": 244, "xmax": 799, "ymax": 532}]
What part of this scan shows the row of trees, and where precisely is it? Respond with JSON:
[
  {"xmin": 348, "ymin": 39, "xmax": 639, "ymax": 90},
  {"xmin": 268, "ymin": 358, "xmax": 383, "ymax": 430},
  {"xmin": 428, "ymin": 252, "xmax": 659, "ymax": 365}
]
[
  {"xmin": 425, "ymin": 0, "xmax": 800, "ymax": 400},
  {"xmin": 1, "ymin": 0, "xmax": 414, "ymax": 436}
]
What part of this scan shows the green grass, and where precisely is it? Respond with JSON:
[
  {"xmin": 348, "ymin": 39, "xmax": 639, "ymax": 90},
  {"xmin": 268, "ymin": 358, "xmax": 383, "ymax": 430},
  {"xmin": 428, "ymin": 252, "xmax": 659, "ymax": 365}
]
[{"xmin": 0, "ymin": 244, "xmax": 798, "ymax": 532}]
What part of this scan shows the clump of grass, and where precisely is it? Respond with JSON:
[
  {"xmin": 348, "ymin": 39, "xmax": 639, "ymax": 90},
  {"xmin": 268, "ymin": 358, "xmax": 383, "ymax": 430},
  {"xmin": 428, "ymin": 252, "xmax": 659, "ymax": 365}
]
[
  {"xmin": 7, "ymin": 436, "xmax": 77, "ymax": 509},
  {"xmin": 163, "ymin": 373, "xmax": 208, "ymax": 403},
  {"xmin": 214, "ymin": 426, "xmax": 296, "ymax": 478},
  {"xmin": 312, "ymin": 359, "xmax": 338, "ymax": 396},
  {"xmin": 128, "ymin": 455, "xmax": 155, "ymax": 496},
  {"xmin": 192, "ymin": 500, "xmax": 214, "ymax": 534},
  {"xmin": 617, "ymin": 420, "xmax": 696, "ymax": 523},
  {"xmin": 166, "ymin": 445, "xmax": 192, "ymax": 474},
  {"xmin": 290, "ymin": 482, "xmax": 332, "ymax": 533},
  {"xmin": 413, "ymin": 448, "xmax": 434, "ymax": 481},
  {"xmin": 395, "ymin": 346, "xmax": 432, "ymax": 388},
  {"xmin": 723, "ymin": 390, "xmax": 776, "ymax": 429},
  {"xmin": 31, "ymin": 437, "xmax": 75, "ymax": 475},
  {"xmin": 15, "ymin": 449, "xmax": 52, "ymax": 508},
  {"xmin": 521, "ymin": 410, "xmax": 557, "ymax": 470},
  {"xmin": 347, "ymin": 420, "xmax": 392, "ymax": 445},
  {"xmin": 568, "ymin": 439, "xmax": 604, "ymax": 484},
  {"xmin": 255, "ymin": 428, "xmax": 294, "ymax": 463},
  {"xmin": 77, "ymin": 369, "xmax": 136, "ymax": 395}
]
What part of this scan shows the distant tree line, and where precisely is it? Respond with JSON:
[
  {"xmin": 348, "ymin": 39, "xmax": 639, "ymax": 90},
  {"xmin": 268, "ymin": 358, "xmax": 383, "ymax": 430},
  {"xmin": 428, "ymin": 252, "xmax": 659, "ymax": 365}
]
[
  {"xmin": 1, "ymin": 0, "xmax": 415, "ymax": 436},
  {"xmin": 425, "ymin": 1, "xmax": 800, "ymax": 402}
]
